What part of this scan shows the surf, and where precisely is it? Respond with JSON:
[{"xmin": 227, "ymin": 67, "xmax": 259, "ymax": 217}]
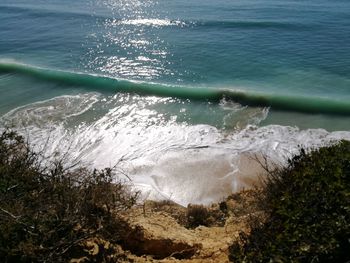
[{"xmin": 1, "ymin": 60, "xmax": 350, "ymax": 116}]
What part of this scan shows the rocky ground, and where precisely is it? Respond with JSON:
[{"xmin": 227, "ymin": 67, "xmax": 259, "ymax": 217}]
[{"xmin": 69, "ymin": 190, "xmax": 259, "ymax": 263}]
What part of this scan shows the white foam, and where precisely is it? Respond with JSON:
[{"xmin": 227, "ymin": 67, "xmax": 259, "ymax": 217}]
[
  {"xmin": 1, "ymin": 93, "xmax": 100, "ymax": 128},
  {"xmin": 1, "ymin": 93, "xmax": 350, "ymax": 206}
]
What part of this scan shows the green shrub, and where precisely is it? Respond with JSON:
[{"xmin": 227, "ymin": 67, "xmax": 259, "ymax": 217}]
[
  {"xmin": 229, "ymin": 140, "xmax": 350, "ymax": 262},
  {"xmin": 186, "ymin": 204, "xmax": 210, "ymax": 228},
  {"xmin": 185, "ymin": 203, "xmax": 227, "ymax": 228},
  {"xmin": 0, "ymin": 131, "xmax": 139, "ymax": 262}
]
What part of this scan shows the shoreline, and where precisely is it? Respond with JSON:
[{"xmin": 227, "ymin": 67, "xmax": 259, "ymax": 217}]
[
  {"xmin": 2, "ymin": 119, "xmax": 350, "ymax": 206},
  {"xmin": 1, "ymin": 130, "xmax": 349, "ymax": 262}
]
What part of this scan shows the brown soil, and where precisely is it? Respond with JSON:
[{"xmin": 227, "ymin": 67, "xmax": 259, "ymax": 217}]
[{"xmin": 69, "ymin": 190, "xmax": 259, "ymax": 263}]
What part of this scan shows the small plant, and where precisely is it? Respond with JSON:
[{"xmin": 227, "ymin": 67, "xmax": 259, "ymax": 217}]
[
  {"xmin": 186, "ymin": 201, "xmax": 229, "ymax": 229},
  {"xmin": 229, "ymin": 140, "xmax": 350, "ymax": 262},
  {"xmin": 186, "ymin": 204, "xmax": 210, "ymax": 228},
  {"xmin": 0, "ymin": 130, "xmax": 139, "ymax": 262}
]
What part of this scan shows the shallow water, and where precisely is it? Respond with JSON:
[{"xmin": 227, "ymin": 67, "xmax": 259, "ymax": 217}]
[{"xmin": 1, "ymin": 0, "xmax": 350, "ymax": 204}]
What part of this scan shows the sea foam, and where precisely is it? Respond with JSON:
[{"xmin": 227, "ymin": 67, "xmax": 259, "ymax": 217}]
[{"xmin": 2, "ymin": 93, "xmax": 350, "ymax": 205}]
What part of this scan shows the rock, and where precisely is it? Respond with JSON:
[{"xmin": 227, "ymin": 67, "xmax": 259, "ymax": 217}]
[
  {"xmin": 115, "ymin": 190, "xmax": 257, "ymax": 262},
  {"xmin": 122, "ymin": 210, "xmax": 202, "ymax": 259}
]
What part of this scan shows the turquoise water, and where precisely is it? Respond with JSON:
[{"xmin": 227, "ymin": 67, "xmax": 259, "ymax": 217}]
[{"xmin": 1, "ymin": 0, "xmax": 350, "ymax": 204}]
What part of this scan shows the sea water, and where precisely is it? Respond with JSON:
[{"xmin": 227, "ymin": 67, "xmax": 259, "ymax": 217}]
[{"xmin": 1, "ymin": 0, "xmax": 350, "ymax": 205}]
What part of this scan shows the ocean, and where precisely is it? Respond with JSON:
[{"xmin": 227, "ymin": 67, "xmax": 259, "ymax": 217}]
[{"xmin": 1, "ymin": 0, "xmax": 350, "ymax": 205}]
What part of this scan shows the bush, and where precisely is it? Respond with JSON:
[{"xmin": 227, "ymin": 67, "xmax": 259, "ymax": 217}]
[
  {"xmin": 0, "ymin": 131, "xmax": 139, "ymax": 262},
  {"xmin": 229, "ymin": 140, "xmax": 350, "ymax": 262},
  {"xmin": 186, "ymin": 205, "xmax": 210, "ymax": 228},
  {"xmin": 185, "ymin": 203, "xmax": 227, "ymax": 229}
]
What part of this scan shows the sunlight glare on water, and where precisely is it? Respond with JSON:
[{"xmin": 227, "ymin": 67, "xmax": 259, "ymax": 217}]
[
  {"xmin": 87, "ymin": 0, "xmax": 178, "ymax": 80},
  {"xmin": 1, "ymin": 0, "xmax": 350, "ymax": 204}
]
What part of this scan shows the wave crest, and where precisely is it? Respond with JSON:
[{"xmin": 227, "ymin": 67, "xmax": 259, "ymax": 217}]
[{"xmin": 1, "ymin": 61, "xmax": 350, "ymax": 116}]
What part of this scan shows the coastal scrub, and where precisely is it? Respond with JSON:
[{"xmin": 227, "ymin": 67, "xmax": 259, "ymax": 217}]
[
  {"xmin": 229, "ymin": 140, "xmax": 350, "ymax": 262},
  {"xmin": 0, "ymin": 131, "xmax": 139, "ymax": 262}
]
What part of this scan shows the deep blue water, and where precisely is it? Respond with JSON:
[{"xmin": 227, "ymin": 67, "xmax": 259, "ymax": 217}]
[
  {"xmin": 1, "ymin": 1, "xmax": 350, "ymax": 101},
  {"xmin": 1, "ymin": 1, "xmax": 350, "ymax": 123}
]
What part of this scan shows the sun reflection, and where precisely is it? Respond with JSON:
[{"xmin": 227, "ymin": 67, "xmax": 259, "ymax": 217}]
[
  {"xmin": 86, "ymin": 0, "xmax": 181, "ymax": 80},
  {"xmin": 100, "ymin": 0, "xmax": 156, "ymax": 14}
]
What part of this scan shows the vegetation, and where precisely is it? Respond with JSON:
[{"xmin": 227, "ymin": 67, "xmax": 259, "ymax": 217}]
[
  {"xmin": 186, "ymin": 204, "xmax": 211, "ymax": 228},
  {"xmin": 0, "ymin": 131, "xmax": 139, "ymax": 262},
  {"xmin": 2, "ymin": 129, "xmax": 350, "ymax": 262},
  {"xmin": 186, "ymin": 204, "xmax": 227, "ymax": 228},
  {"xmin": 229, "ymin": 140, "xmax": 350, "ymax": 262}
]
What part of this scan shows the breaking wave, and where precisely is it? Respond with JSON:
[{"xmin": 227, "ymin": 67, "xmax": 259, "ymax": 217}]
[{"xmin": 1, "ymin": 61, "xmax": 350, "ymax": 115}]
